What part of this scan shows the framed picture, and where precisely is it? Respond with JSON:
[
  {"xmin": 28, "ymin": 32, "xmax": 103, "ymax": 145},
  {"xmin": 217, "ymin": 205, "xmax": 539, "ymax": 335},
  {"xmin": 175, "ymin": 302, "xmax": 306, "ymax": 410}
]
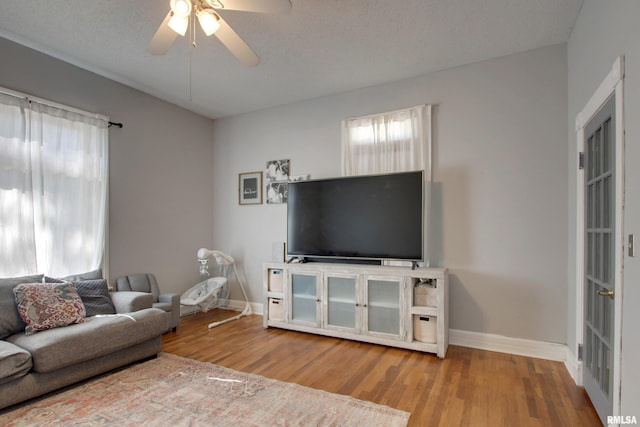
[
  {"xmin": 265, "ymin": 159, "xmax": 290, "ymax": 182},
  {"xmin": 266, "ymin": 181, "xmax": 288, "ymax": 204},
  {"xmin": 239, "ymin": 171, "xmax": 263, "ymax": 205}
]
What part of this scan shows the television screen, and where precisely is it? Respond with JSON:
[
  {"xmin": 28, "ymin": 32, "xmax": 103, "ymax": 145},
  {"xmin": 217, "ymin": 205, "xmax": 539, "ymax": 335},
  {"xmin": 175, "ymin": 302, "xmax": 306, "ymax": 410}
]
[{"xmin": 287, "ymin": 171, "xmax": 424, "ymax": 262}]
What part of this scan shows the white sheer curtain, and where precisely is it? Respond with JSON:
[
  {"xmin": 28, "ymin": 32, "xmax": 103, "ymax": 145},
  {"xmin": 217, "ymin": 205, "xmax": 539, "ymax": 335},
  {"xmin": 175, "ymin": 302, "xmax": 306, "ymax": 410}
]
[
  {"xmin": 342, "ymin": 104, "xmax": 431, "ymax": 176},
  {"xmin": 341, "ymin": 104, "xmax": 432, "ymax": 265},
  {"xmin": 0, "ymin": 90, "xmax": 108, "ymax": 277}
]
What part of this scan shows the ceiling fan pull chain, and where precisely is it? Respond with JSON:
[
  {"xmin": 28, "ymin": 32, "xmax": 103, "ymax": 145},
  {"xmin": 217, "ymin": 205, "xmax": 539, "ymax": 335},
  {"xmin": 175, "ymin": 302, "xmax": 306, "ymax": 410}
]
[
  {"xmin": 191, "ymin": 12, "xmax": 197, "ymax": 47},
  {"xmin": 189, "ymin": 14, "xmax": 194, "ymax": 102}
]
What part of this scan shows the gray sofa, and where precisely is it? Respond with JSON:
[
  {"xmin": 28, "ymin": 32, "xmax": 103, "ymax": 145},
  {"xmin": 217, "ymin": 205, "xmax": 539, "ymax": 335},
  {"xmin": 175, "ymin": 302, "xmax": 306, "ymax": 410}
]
[{"xmin": 0, "ymin": 274, "xmax": 168, "ymax": 410}]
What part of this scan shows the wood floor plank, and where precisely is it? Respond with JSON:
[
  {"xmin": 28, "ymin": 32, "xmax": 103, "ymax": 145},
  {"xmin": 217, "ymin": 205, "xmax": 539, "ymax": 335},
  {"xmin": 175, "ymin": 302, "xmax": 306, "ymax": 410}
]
[{"xmin": 163, "ymin": 310, "xmax": 602, "ymax": 427}]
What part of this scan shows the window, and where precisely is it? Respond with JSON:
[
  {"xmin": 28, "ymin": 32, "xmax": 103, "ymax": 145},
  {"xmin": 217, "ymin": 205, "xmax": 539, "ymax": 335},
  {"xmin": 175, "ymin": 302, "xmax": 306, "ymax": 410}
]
[
  {"xmin": 0, "ymin": 90, "xmax": 108, "ymax": 277},
  {"xmin": 341, "ymin": 104, "xmax": 433, "ymax": 265},
  {"xmin": 341, "ymin": 104, "xmax": 431, "ymax": 176}
]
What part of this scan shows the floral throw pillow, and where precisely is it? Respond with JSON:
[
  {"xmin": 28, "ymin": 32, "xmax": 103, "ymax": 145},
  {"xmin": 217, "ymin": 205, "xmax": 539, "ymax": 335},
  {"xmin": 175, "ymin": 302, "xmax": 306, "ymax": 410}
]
[{"xmin": 13, "ymin": 283, "xmax": 87, "ymax": 336}]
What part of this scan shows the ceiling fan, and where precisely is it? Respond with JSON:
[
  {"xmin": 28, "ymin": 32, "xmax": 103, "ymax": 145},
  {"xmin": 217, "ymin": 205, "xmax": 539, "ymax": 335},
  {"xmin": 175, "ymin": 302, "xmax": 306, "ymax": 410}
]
[{"xmin": 148, "ymin": 0, "xmax": 292, "ymax": 66}]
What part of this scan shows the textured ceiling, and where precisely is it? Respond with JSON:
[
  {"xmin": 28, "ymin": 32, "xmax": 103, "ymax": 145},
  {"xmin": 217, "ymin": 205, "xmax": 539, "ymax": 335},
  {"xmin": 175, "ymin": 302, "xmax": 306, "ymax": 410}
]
[{"xmin": 0, "ymin": 0, "xmax": 583, "ymax": 119}]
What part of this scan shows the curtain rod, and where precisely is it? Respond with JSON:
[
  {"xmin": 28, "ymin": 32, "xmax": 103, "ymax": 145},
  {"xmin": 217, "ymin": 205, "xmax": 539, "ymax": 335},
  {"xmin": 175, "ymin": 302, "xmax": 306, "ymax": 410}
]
[
  {"xmin": 0, "ymin": 86, "xmax": 117, "ymax": 126},
  {"xmin": 343, "ymin": 104, "xmax": 431, "ymax": 122}
]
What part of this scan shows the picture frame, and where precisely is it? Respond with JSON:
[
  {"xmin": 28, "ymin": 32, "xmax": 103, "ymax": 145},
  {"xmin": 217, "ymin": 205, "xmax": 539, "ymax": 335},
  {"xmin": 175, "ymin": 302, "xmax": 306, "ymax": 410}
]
[
  {"xmin": 239, "ymin": 171, "xmax": 263, "ymax": 205},
  {"xmin": 265, "ymin": 159, "xmax": 290, "ymax": 182},
  {"xmin": 266, "ymin": 181, "xmax": 288, "ymax": 204}
]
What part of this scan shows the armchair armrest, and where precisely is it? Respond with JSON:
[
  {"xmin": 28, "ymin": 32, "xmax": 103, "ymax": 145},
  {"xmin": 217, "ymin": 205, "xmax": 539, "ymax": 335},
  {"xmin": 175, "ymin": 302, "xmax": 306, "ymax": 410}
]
[
  {"xmin": 110, "ymin": 291, "xmax": 154, "ymax": 313},
  {"xmin": 158, "ymin": 293, "xmax": 180, "ymax": 305},
  {"xmin": 158, "ymin": 293, "xmax": 181, "ymax": 331}
]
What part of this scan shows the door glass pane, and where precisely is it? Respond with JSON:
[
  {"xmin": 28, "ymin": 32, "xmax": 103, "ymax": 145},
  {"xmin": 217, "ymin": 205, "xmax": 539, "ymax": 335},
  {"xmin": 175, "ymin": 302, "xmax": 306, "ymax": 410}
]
[
  {"xmin": 602, "ymin": 344, "xmax": 611, "ymax": 397},
  {"xmin": 327, "ymin": 276, "xmax": 356, "ymax": 329},
  {"xmin": 593, "ymin": 128, "xmax": 601, "ymax": 177},
  {"xmin": 291, "ymin": 274, "xmax": 317, "ymax": 323},
  {"xmin": 586, "ymin": 329, "xmax": 593, "ymax": 371},
  {"xmin": 603, "ymin": 119, "xmax": 610, "ymax": 174},
  {"xmin": 603, "ymin": 296, "xmax": 611, "ymax": 342},
  {"xmin": 594, "ymin": 285, "xmax": 601, "ymax": 334},
  {"xmin": 586, "ymin": 279, "xmax": 593, "ymax": 324},
  {"xmin": 587, "ymin": 233, "xmax": 593, "ymax": 276},
  {"xmin": 603, "ymin": 176, "xmax": 611, "ymax": 228},
  {"xmin": 367, "ymin": 279, "xmax": 400, "ymax": 335},
  {"xmin": 587, "ymin": 134, "xmax": 595, "ymax": 180},
  {"xmin": 602, "ymin": 233, "xmax": 610, "ymax": 283},
  {"xmin": 591, "ymin": 333, "xmax": 600, "ymax": 379},
  {"xmin": 595, "ymin": 180, "xmax": 601, "ymax": 228},
  {"xmin": 595, "ymin": 233, "xmax": 601, "ymax": 281},
  {"xmin": 590, "ymin": 185, "xmax": 596, "ymax": 228}
]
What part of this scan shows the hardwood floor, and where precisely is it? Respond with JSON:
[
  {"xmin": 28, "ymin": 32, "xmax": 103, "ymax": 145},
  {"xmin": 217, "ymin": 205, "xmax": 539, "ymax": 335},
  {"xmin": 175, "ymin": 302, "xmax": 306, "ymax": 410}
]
[{"xmin": 163, "ymin": 310, "xmax": 601, "ymax": 427}]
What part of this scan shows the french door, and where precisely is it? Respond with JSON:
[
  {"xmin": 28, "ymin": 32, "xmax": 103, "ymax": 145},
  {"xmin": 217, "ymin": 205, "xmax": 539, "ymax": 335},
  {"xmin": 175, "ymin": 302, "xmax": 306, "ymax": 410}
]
[
  {"xmin": 582, "ymin": 95, "xmax": 616, "ymax": 423},
  {"xmin": 576, "ymin": 56, "xmax": 624, "ymax": 425}
]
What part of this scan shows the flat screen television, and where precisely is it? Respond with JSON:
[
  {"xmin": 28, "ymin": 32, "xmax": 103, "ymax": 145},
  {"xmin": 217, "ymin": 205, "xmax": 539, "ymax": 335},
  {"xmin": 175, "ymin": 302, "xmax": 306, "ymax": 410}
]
[{"xmin": 287, "ymin": 170, "xmax": 424, "ymax": 262}]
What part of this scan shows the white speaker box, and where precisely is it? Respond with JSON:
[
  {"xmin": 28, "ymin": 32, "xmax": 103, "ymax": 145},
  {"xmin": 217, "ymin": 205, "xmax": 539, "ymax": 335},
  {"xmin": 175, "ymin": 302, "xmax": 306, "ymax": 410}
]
[{"xmin": 272, "ymin": 242, "xmax": 285, "ymax": 262}]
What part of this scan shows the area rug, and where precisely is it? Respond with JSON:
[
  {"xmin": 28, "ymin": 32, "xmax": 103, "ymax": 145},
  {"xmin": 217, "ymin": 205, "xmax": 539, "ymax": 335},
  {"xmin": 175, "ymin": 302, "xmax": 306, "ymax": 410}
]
[{"xmin": 2, "ymin": 353, "xmax": 410, "ymax": 426}]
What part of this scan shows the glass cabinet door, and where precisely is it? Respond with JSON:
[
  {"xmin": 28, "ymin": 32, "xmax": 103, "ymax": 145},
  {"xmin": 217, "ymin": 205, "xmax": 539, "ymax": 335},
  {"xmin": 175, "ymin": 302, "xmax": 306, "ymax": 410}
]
[
  {"xmin": 289, "ymin": 272, "xmax": 320, "ymax": 325},
  {"xmin": 364, "ymin": 276, "xmax": 403, "ymax": 339},
  {"xmin": 325, "ymin": 275, "xmax": 358, "ymax": 331}
]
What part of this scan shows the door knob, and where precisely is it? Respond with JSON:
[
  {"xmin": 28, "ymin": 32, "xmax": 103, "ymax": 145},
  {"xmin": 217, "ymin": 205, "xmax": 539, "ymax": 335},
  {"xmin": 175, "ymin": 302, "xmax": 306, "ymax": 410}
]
[{"xmin": 597, "ymin": 288, "xmax": 614, "ymax": 299}]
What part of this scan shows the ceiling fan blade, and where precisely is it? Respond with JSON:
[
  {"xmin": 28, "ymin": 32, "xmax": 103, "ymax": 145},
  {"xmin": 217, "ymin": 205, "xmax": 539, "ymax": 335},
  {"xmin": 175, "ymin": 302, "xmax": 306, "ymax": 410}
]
[
  {"xmin": 215, "ymin": 16, "xmax": 260, "ymax": 67},
  {"xmin": 147, "ymin": 11, "xmax": 179, "ymax": 55},
  {"xmin": 214, "ymin": 0, "xmax": 292, "ymax": 14}
]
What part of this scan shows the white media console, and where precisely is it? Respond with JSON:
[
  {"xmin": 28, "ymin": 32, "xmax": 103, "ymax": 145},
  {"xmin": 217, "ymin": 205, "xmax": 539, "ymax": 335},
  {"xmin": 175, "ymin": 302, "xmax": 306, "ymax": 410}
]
[{"xmin": 263, "ymin": 262, "xmax": 449, "ymax": 358}]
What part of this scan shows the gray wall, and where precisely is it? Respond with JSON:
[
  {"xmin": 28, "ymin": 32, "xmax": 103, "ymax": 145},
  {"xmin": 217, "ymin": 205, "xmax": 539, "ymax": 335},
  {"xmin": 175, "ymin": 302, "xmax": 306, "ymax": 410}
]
[
  {"xmin": 212, "ymin": 44, "xmax": 569, "ymax": 343},
  {"xmin": 567, "ymin": 0, "xmax": 640, "ymax": 414},
  {"xmin": 1, "ymin": 36, "xmax": 573, "ymax": 348},
  {"xmin": 0, "ymin": 37, "xmax": 215, "ymax": 294}
]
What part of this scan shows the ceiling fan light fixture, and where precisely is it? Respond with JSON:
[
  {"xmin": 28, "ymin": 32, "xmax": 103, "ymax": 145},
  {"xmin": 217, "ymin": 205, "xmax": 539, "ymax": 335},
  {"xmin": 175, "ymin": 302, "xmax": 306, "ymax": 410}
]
[
  {"xmin": 196, "ymin": 10, "xmax": 221, "ymax": 36},
  {"xmin": 170, "ymin": 0, "xmax": 192, "ymax": 17},
  {"xmin": 168, "ymin": 13, "xmax": 189, "ymax": 36}
]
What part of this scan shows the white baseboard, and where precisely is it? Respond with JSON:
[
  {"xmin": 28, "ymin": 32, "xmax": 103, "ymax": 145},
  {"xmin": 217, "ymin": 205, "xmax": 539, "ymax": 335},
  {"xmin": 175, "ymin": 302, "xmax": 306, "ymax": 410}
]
[
  {"xmin": 447, "ymin": 329, "xmax": 581, "ymax": 386},
  {"xmin": 564, "ymin": 348, "xmax": 582, "ymax": 385},
  {"xmin": 449, "ymin": 329, "xmax": 568, "ymax": 362},
  {"xmin": 222, "ymin": 299, "xmax": 263, "ymax": 315}
]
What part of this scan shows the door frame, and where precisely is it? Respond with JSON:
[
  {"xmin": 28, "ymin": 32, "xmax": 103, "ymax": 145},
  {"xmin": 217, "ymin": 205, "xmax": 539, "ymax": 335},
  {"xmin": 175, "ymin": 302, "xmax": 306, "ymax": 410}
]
[{"xmin": 574, "ymin": 56, "xmax": 625, "ymax": 416}]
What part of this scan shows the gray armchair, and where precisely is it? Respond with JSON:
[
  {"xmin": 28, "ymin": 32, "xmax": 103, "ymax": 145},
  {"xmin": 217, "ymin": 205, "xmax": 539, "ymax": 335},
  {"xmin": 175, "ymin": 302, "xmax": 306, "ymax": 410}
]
[{"xmin": 115, "ymin": 273, "xmax": 180, "ymax": 331}]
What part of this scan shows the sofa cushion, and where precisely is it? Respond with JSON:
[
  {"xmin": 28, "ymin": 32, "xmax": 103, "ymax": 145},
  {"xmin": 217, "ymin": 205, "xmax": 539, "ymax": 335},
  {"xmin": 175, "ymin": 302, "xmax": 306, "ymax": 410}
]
[
  {"xmin": 6, "ymin": 308, "xmax": 167, "ymax": 373},
  {"xmin": 74, "ymin": 279, "xmax": 116, "ymax": 317},
  {"xmin": 63, "ymin": 268, "xmax": 103, "ymax": 281},
  {"xmin": 0, "ymin": 340, "xmax": 32, "ymax": 384},
  {"xmin": 14, "ymin": 283, "xmax": 87, "ymax": 335},
  {"xmin": 116, "ymin": 274, "xmax": 159, "ymax": 302},
  {"xmin": 0, "ymin": 274, "xmax": 44, "ymax": 339},
  {"xmin": 110, "ymin": 291, "xmax": 154, "ymax": 313}
]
